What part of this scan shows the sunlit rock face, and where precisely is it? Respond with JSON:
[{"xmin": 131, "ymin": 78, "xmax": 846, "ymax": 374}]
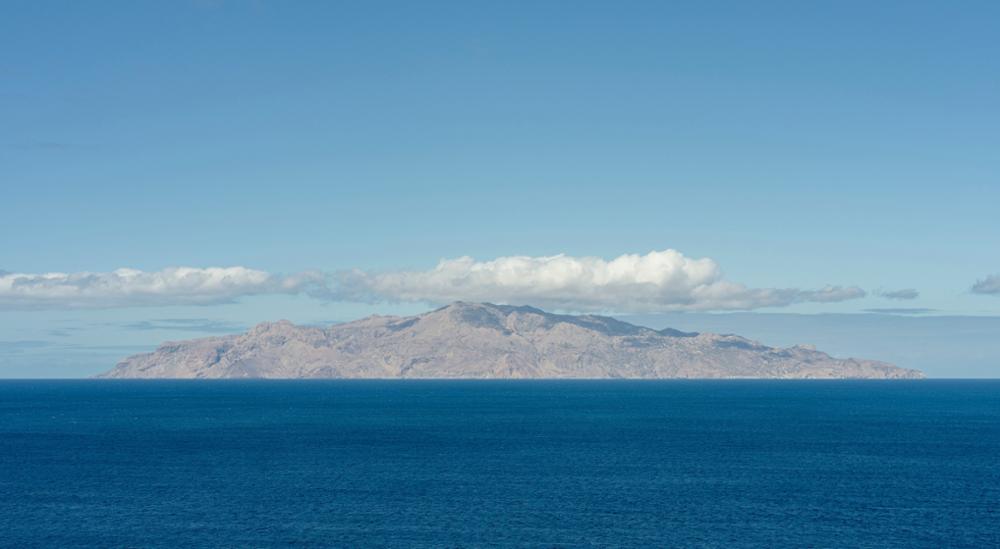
[{"xmin": 101, "ymin": 302, "xmax": 923, "ymax": 379}]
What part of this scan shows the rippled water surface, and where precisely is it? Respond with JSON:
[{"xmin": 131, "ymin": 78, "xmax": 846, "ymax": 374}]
[{"xmin": 1, "ymin": 380, "xmax": 998, "ymax": 547}]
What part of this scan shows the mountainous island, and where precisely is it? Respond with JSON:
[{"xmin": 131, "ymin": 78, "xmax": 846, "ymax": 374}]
[{"xmin": 101, "ymin": 302, "xmax": 922, "ymax": 379}]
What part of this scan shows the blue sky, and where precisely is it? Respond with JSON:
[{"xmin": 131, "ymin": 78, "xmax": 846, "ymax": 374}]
[{"xmin": 2, "ymin": 1, "xmax": 999, "ymax": 377}]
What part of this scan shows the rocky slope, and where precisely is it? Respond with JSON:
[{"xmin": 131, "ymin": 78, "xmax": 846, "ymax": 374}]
[{"xmin": 101, "ymin": 302, "xmax": 923, "ymax": 379}]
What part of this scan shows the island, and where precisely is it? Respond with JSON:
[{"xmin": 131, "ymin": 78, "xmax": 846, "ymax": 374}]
[{"xmin": 101, "ymin": 302, "xmax": 923, "ymax": 379}]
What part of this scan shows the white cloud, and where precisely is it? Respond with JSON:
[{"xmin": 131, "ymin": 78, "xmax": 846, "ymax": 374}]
[
  {"xmin": 328, "ymin": 249, "xmax": 867, "ymax": 312},
  {"xmin": 0, "ymin": 267, "xmax": 321, "ymax": 309},
  {"xmin": 972, "ymin": 274, "xmax": 1000, "ymax": 295}
]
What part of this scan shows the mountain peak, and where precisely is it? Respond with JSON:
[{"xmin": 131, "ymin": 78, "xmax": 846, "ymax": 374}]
[
  {"xmin": 432, "ymin": 301, "xmax": 543, "ymax": 315},
  {"xmin": 425, "ymin": 301, "xmax": 654, "ymax": 337}
]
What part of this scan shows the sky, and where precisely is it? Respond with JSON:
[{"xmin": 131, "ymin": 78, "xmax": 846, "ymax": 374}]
[{"xmin": 2, "ymin": 1, "xmax": 999, "ymax": 377}]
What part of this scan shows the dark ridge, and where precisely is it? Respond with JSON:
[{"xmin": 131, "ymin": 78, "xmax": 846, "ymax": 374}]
[
  {"xmin": 567, "ymin": 315, "xmax": 649, "ymax": 336},
  {"xmin": 447, "ymin": 303, "xmax": 514, "ymax": 335},
  {"xmin": 659, "ymin": 327, "xmax": 699, "ymax": 338},
  {"xmin": 387, "ymin": 317, "xmax": 419, "ymax": 331},
  {"xmin": 714, "ymin": 340, "xmax": 762, "ymax": 351}
]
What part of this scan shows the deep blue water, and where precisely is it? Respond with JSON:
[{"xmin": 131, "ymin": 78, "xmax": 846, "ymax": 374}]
[{"xmin": 1, "ymin": 381, "xmax": 998, "ymax": 548}]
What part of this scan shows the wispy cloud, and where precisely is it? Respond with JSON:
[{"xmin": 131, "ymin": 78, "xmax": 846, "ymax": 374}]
[
  {"xmin": 120, "ymin": 318, "xmax": 247, "ymax": 333},
  {"xmin": 876, "ymin": 288, "xmax": 919, "ymax": 300},
  {"xmin": 972, "ymin": 274, "xmax": 1000, "ymax": 295},
  {"xmin": 0, "ymin": 340, "xmax": 152, "ymax": 358},
  {"xmin": 863, "ymin": 308, "xmax": 937, "ymax": 315},
  {"xmin": 0, "ymin": 340, "xmax": 55, "ymax": 352}
]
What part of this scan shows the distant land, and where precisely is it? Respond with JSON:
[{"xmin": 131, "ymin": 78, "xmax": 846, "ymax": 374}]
[{"xmin": 101, "ymin": 302, "xmax": 922, "ymax": 379}]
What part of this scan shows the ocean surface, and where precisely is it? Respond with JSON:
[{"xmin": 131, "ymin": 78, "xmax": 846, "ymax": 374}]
[{"xmin": 1, "ymin": 380, "xmax": 998, "ymax": 548}]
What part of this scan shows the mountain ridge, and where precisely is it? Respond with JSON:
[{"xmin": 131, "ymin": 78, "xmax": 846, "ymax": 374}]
[{"xmin": 100, "ymin": 302, "xmax": 923, "ymax": 379}]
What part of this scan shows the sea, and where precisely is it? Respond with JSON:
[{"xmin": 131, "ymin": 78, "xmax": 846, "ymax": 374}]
[{"xmin": 0, "ymin": 380, "xmax": 998, "ymax": 548}]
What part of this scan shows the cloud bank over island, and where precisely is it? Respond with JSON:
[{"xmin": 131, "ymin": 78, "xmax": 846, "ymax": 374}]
[
  {"xmin": 328, "ymin": 250, "xmax": 866, "ymax": 312},
  {"xmin": 1, "ymin": 250, "xmax": 868, "ymax": 313}
]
